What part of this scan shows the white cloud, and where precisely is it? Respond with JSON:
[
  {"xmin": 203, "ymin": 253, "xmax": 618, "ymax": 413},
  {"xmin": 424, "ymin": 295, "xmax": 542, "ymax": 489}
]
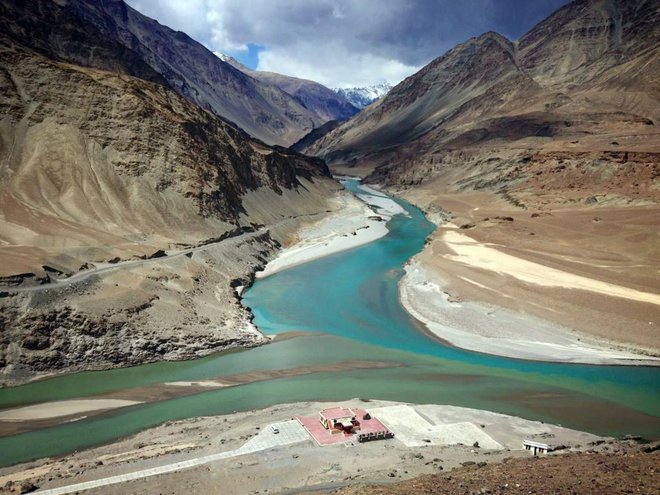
[
  {"xmin": 128, "ymin": 0, "xmax": 212, "ymax": 42},
  {"xmin": 258, "ymin": 46, "xmax": 418, "ymax": 88},
  {"xmin": 126, "ymin": 0, "xmax": 570, "ymax": 88}
]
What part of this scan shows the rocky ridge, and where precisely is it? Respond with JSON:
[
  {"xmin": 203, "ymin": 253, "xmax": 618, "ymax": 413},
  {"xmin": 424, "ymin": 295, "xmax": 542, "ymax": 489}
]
[
  {"xmin": 0, "ymin": 0, "xmax": 322, "ymax": 146},
  {"xmin": 220, "ymin": 55, "xmax": 359, "ymax": 123},
  {"xmin": 333, "ymin": 83, "xmax": 393, "ymax": 109},
  {"xmin": 304, "ymin": 0, "xmax": 660, "ymax": 206}
]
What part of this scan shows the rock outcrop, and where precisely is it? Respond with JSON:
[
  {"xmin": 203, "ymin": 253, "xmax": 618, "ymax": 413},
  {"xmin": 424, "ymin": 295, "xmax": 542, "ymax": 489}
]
[{"xmin": 220, "ymin": 55, "xmax": 359, "ymax": 123}]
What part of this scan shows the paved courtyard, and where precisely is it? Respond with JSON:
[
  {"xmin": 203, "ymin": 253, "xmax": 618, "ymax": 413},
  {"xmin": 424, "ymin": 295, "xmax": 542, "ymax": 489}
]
[
  {"xmin": 370, "ymin": 405, "xmax": 502, "ymax": 449},
  {"xmin": 34, "ymin": 420, "xmax": 310, "ymax": 495},
  {"xmin": 241, "ymin": 420, "xmax": 310, "ymax": 453},
  {"xmin": 296, "ymin": 407, "xmax": 393, "ymax": 446}
]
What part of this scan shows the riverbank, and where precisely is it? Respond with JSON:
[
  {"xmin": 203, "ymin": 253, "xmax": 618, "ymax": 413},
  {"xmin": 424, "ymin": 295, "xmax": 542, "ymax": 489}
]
[
  {"xmin": 392, "ymin": 185, "xmax": 660, "ymax": 365},
  {"xmin": 400, "ymin": 260, "xmax": 659, "ymax": 365},
  {"xmin": 0, "ymin": 399, "xmax": 618, "ymax": 494},
  {"xmin": 256, "ymin": 180, "xmax": 405, "ymax": 278}
]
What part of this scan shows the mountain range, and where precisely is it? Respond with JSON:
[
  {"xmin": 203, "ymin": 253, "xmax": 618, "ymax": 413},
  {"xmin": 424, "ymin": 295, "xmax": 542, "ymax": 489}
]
[
  {"xmin": 0, "ymin": 0, "xmax": 340, "ymax": 383},
  {"xmin": 304, "ymin": 0, "xmax": 659, "ymax": 194},
  {"xmin": 218, "ymin": 54, "xmax": 359, "ymax": 123},
  {"xmin": 333, "ymin": 83, "xmax": 393, "ymax": 109},
  {"xmin": 0, "ymin": 0, "xmax": 328, "ymax": 146}
]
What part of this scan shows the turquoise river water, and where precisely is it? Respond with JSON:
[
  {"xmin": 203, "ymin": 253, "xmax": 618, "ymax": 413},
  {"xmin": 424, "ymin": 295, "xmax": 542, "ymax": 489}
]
[{"xmin": 0, "ymin": 180, "xmax": 658, "ymax": 467}]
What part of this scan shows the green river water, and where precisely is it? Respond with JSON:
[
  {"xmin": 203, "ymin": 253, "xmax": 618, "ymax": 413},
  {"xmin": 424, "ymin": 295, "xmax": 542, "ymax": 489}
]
[{"xmin": 0, "ymin": 180, "xmax": 658, "ymax": 467}]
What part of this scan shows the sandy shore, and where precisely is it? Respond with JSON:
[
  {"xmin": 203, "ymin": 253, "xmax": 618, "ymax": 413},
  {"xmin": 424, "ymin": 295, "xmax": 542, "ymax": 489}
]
[
  {"xmin": 393, "ymin": 183, "xmax": 660, "ymax": 364},
  {"xmin": 256, "ymin": 180, "xmax": 659, "ymax": 365},
  {"xmin": 0, "ymin": 399, "xmax": 611, "ymax": 494},
  {"xmin": 0, "ymin": 359, "xmax": 401, "ymax": 437},
  {"xmin": 443, "ymin": 229, "xmax": 660, "ymax": 305},
  {"xmin": 0, "ymin": 400, "xmax": 141, "ymax": 422},
  {"xmin": 256, "ymin": 181, "xmax": 404, "ymax": 278},
  {"xmin": 400, "ymin": 260, "xmax": 659, "ymax": 365}
]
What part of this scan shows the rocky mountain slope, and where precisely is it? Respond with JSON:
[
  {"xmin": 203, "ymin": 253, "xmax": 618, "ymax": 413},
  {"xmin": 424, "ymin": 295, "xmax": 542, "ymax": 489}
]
[
  {"xmin": 333, "ymin": 83, "xmax": 393, "ymax": 109},
  {"xmin": 0, "ymin": 10, "xmax": 340, "ymax": 384},
  {"xmin": 306, "ymin": 0, "xmax": 659, "ymax": 191},
  {"xmin": 290, "ymin": 120, "xmax": 345, "ymax": 153},
  {"xmin": 333, "ymin": 449, "xmax": 659, "ymax": 495},
  {"xmin": 220, "ymin": 55, "xmax": 359, "ymax": 123},
  {"xmin": 0, "ymin": 0, "xmax": 322, "ymax": 146}
]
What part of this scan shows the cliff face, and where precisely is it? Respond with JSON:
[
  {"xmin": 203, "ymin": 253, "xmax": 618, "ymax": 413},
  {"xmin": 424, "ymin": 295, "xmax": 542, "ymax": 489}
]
[
  {"xmin": 305, "ymin": 0, "xmax": 659, "ymax": 199},
  {"xmin": 0, "ymin": 0, "xmax": 323, "ymax": 146},
  {"xmin": 0, "ymin": 7, "xmax": 338, "ymax": 384}
]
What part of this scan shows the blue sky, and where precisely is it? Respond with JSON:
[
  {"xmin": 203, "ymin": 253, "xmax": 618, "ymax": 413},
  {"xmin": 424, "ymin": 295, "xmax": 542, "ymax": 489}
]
[
  {"xmin": 126, "ymin": 0, "xmax": 571, "ymax": 87},
  {"xmin": 233, "ymin": 43, "xmax": 265, "ymax": 70}
]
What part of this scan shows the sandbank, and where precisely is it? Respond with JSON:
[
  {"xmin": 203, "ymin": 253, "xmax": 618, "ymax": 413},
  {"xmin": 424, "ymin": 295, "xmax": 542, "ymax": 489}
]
[
  {"xmin": 256, "ymin": 181, "xmax": 404, "ymax": 278},
  {"xmin": 0, "ymin": 399, "xmax": 141, "ymax": 422},
  {"xmin": 162, "ymin": 380, "xmax": 230, "ymax": 387},
  {"xmin": 443, "ymin": 229, "xmax": 660, "ymax": 305},
  {"xmin": 400, "ymin": 259, "xmax": 659, "ymax": 365}
]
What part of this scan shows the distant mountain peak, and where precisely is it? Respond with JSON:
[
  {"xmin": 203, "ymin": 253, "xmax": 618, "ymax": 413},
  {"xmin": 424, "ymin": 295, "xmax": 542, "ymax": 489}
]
[
  {"xmin": 214, "ymin": 52, "xmax": 251, "ymax": 71},
  {"xmin": 219, "ymin": 56, "xmax": 360, "ymax": 123},
  {"xmin": 215, "ymin": 52, "xmax": 233, "ymax": 63},
  {"xmin": 332, "ymin": 83, "xmax": 393, "ymax": 109}
]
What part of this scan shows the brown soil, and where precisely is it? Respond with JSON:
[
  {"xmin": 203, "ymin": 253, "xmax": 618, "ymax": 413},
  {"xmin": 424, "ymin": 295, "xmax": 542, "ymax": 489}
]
[
  {"xmin": 399, "ymin": 182, "xmax": 660, "ymax": 354},
  {"xmin": 331, "ymin": 450, "xmax": 659, "ymax": 495}
]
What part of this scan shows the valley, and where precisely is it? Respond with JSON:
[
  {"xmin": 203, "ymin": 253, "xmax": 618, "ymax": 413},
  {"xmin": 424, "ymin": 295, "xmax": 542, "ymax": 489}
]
[{"xmin": 0, "ymin": 0, "xmax": 658, "ymax": 493}]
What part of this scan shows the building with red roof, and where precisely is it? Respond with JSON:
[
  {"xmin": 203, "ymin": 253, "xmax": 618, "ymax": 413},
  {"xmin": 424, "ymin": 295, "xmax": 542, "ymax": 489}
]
[{"xmin": 319, "ymin": 407, "xmax": 358, "ymax": 433}]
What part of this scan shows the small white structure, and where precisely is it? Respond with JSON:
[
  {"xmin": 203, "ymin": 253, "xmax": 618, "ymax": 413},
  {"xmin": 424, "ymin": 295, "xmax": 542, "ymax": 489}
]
[{"xmin": 523, "ymin": 439, "xmax": 550, "ymax": 455}]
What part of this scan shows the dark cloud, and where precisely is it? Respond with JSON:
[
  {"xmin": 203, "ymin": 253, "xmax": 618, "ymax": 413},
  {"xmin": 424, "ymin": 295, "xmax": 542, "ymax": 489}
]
[{"xmin": 126, "ymin": 0, "xmax": 571, "ymax": 87}]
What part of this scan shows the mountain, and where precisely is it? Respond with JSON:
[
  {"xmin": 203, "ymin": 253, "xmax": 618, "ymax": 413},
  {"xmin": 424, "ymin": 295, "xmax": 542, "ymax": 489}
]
[
  {"xmin": 333, "ymin": 83, "xmax": 393, "ymax": 109},
  {"xmin": 0, "ymin": 0, "xmax": 322, "ymax": 146},
  {"xmin": 290, "ymin": 120, "xmax": 345, "ymax": 153},
  {"xmin": 306, "ymin": 0, "xmax": 659, "ymax": 186},
  {"xmin": 303, "ymin": 0, "xmax": 660, "ymax": 355},
  {"xmin": 219, "ymin": 54, "xmax": 359, "ymax": 123},
  {"xmin": 0, "ymin": 1, "xmax": 339, "ymax": 383}
]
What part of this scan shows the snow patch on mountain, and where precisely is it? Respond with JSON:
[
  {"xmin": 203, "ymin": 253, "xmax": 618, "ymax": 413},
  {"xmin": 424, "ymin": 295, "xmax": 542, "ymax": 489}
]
[{"xmin": 333, "ymin": 83, "xmax": 393, "ymax": 109}]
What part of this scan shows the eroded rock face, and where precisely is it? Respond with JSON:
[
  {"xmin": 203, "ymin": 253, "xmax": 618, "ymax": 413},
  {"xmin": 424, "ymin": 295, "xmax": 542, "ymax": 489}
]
[{"xmin": 0, "ymin": 232, "xmax": 284, "ymax": 386}]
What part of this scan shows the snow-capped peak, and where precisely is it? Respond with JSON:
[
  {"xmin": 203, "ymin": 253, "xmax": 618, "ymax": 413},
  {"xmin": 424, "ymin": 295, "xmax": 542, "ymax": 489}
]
[
  {"xmin": 213, "ymin": 52, "xmax": 235, "ymax": 64},
  {"xmin": 332, "ymin": 83, "xmax": 393, "ymax": 109}
]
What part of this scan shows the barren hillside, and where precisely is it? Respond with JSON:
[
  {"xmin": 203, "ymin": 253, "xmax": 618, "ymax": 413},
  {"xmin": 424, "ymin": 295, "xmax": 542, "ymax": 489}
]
[
  {"xmin": 0, "ymin": 33, "xmax": 338, "ymax": 384},
  {"xmin": 0, "ymin": 0, "xmax": 323, "ymax": 146},
  {"xmin": 221, "ymin": 55, "xmax": 359, "ymax": 123},
  {"xmin": 305, "ymin": 0, "xmax": 660, "ymax": 187}
]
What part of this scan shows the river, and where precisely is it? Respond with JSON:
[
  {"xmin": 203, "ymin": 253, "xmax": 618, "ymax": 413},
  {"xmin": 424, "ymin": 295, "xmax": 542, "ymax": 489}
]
[{"xmin": 0, "ymin": 180, "xmax": 658, "ymax": 467}]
